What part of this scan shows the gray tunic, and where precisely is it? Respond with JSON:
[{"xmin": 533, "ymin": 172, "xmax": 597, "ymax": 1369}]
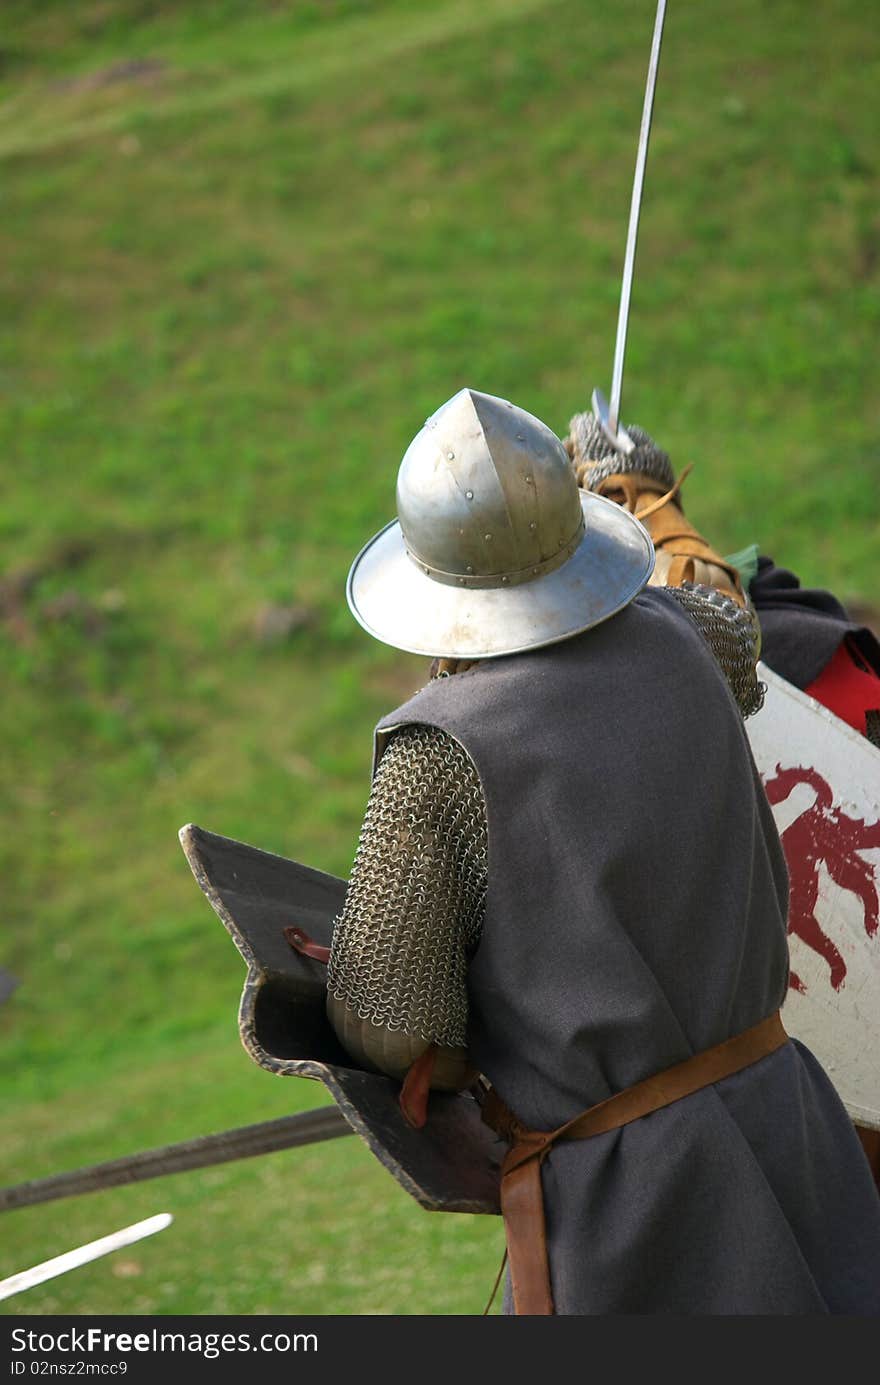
[{"xmin": 374, "ymin": 587, "xmax": 880, "ymax": 1314}]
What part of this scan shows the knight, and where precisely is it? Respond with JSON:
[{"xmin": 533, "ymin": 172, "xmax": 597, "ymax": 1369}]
[
  {"xmin": 326, "ymin": 385, "xmax": 880, "ymax": 1314},
  {"xmin": 564, "ymin": 403, "xmax": 880, "ymax": 744}
]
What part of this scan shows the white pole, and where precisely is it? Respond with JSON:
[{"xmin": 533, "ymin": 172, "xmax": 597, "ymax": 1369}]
[
  {"xmin": 608, "ymin": 0, "xmax": 667, "ymax": 435},
  {"xmin": 0, "ymin": 1212, "xmax": 173, "ymax": 1301}
]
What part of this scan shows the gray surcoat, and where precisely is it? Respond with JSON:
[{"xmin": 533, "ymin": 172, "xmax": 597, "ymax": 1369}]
[{"xmin": 369, "ymin": 586, "xmax": 880, "ymax": 1314}]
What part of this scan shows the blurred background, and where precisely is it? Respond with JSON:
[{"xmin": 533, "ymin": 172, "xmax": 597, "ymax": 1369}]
[{"xmin": 1, "ymin": 0, "xmax": 878, "ymax": 1314}]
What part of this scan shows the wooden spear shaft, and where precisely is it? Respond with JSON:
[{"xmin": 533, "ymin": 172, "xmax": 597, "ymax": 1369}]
[{"xmin": 0, "ymin": 1107, "xmax": 352, "ymax": 1213}]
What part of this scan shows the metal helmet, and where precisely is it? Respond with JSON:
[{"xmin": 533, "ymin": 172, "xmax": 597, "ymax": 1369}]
[{"xmin": 347, "ymin": 388, "xmax": 654, "ymax": 659}]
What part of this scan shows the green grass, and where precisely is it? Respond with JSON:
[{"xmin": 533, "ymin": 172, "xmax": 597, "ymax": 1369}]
[
  {"xmin": 0, "ymin": 1033, "xmax": 503, "ymax": 1314},
  {"xmin": 1, "ymin": 0, "xmax": 879, "ymax": 1314}
]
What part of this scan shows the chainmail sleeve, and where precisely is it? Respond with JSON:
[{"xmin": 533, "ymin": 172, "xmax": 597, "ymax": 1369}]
[
  {"xmin": 665, "ymin": 581, "xmax": 765, "ymax": 718},
  {"xmin": 326, "ymin": 722, "xmax": 487, "ymax": 1083}
]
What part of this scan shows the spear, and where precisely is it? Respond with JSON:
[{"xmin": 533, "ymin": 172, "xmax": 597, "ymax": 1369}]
[
  {"xmin": 0, "ymin": 1108, "xmax": 351, "ymax": 1213},
  {"xmin": 592, "ymin": 0, "xmax": 667, "ymax": 452}
]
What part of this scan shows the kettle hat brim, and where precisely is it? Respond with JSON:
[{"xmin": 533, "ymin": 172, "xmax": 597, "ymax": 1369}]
[{"xmin": 346, "ymin": 489, "xmax": 654, "ymax": 659}]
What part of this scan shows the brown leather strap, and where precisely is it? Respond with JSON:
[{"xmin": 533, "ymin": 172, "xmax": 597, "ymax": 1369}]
[
  {"xmin": 592, "ymin": 469, "xmax": 746, "ymax": 604},
  {"xmin": 666, "ymin": 554, "xmax": 695, "ymax": 586},
  {"xmin": 482, "ymin": 1248, "xmax": 509, "ymax": 1316},
  {"xmin": 484, "ymin": 1012, "xmax": 787, "ymax": 1313},
  {"xmin": 399, "ymin": 1044, "xmax": 438, "ymax": 1129},
  {"xmin": 500, "ymin": 1153, "xmax": 554, "ymax": 1314},
  {"xmin": 632, "ymin": 464, "xmax": 694, "ymax": 521},
  {"xmin": 283, "ymin": 925, "xmax": 330, "ymax": 965}
]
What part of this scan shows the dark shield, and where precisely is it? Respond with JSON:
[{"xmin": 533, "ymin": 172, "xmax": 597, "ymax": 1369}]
[{"xmin": 179, "ymin": 824, "xmax": 502, "ymax": 1214}]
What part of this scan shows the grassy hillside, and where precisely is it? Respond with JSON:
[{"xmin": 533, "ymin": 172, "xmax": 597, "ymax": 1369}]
[{"xmin": 1, "ymin": 0, "xmax": 878, "ymax": 1313}]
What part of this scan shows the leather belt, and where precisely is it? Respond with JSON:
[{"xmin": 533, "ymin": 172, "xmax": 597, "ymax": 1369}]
[{"xmin": 481, "ymin": 1011, "xmax": 788, "ymax": 1315}]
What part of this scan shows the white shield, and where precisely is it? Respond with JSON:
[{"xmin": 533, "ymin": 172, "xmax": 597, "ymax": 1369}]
[{"xmin": 747, "ymin": 663, "xmax": 880, "ymax": 1130}]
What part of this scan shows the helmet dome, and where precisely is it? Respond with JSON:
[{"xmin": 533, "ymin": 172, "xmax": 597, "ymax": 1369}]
[{"xmin": 347, "ymin": 388, "xmax": 654, "ymax": 659}]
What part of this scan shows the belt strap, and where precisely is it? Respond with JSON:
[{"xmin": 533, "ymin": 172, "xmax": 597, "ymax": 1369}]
[{"xmin": 482, "ymin": 1011, "xmax": 787, "ymax": 1315}]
